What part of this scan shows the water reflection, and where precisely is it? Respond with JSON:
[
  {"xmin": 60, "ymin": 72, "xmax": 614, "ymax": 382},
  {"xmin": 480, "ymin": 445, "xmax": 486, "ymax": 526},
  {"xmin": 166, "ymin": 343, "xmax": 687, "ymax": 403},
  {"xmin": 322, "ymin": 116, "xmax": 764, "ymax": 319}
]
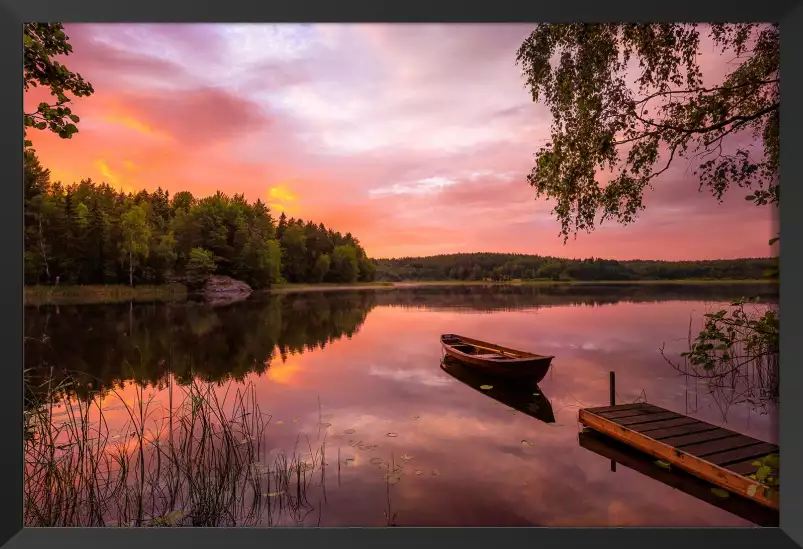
[
  {"xmin": 440, "ymin": 356, "xmax": 555, "ymax": 424},
  {"xmin": 24, "ymin": 283, "xmax": 779, "ymax": 527}
]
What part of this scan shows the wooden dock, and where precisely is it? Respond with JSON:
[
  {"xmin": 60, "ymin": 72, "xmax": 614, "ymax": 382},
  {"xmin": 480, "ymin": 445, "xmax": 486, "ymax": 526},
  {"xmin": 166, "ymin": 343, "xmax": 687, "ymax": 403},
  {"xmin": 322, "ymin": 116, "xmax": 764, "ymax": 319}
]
[
  {"xmin": 578, "ymin": 430, "xmax": 778, "ymax": 526},
  {"xmin": 578, "ymin": 403, "xmax": 779, "ymax": 510}
]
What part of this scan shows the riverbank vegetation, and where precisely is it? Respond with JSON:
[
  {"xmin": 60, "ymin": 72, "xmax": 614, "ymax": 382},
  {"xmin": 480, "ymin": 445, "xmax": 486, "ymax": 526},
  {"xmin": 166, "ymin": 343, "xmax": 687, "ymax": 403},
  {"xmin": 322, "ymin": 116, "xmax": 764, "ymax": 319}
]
[{"xmin": 374, "ymin": 253, "xmax": 777, "ymax": 283}]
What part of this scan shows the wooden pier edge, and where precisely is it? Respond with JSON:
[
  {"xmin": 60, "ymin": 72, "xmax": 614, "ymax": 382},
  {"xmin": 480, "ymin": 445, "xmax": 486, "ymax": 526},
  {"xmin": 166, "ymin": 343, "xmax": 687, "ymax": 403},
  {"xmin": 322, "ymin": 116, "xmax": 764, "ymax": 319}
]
[{"xmin": 578, "ymin": 409, "xmax": 779, "ymax": 510}]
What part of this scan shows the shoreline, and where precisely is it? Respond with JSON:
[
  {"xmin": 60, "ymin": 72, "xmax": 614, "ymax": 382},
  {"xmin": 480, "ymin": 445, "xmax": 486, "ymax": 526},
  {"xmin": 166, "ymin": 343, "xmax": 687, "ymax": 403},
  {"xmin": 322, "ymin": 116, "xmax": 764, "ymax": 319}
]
[{"xmin": 25, "ymin": 278, "xmax": 777, "ymax": 306}]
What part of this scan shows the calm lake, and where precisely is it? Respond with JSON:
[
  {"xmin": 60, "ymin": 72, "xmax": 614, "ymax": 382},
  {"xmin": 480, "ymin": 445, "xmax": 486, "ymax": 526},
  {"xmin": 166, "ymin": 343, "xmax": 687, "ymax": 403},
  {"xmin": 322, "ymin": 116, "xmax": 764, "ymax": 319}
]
[{"xmin": 24, "ymin": 283, "xmax": 779, "ymax": 527}]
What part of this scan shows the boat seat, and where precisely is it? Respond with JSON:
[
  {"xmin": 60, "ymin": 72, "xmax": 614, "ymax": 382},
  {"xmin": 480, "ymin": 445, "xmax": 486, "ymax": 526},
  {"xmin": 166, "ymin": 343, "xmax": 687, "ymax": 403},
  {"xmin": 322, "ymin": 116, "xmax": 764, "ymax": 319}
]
[{"xmin": 473, "ymin": 353, "xmax": 506, "ymax": 360}]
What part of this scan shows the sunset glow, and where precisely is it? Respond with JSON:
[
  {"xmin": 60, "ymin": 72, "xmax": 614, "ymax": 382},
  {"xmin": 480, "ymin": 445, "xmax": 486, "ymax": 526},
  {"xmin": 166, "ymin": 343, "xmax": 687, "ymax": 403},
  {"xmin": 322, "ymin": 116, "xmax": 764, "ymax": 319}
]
[{"xmin": 24, "ymin": 23, "xmax": 775, "ymax": 260}]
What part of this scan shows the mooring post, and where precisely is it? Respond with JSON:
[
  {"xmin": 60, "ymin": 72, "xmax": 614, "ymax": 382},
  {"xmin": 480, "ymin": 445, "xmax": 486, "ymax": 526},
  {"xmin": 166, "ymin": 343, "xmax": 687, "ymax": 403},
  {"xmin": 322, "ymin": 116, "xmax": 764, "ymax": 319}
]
[
  {"xmin": 609, "ymin": 371, "xmax": 616, "ymax": 406},
  {"xmin": 609, "ymin": 370, "xmax": 617, "ymax": 472}
]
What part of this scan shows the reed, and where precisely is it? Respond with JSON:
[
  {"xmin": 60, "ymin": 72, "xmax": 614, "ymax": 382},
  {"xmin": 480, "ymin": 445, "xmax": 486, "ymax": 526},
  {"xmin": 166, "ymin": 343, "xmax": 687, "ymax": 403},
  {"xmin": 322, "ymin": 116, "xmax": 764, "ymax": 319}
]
[{"xmin": 24, "ymin": 370, "xmax": 325, "ymax": 527}]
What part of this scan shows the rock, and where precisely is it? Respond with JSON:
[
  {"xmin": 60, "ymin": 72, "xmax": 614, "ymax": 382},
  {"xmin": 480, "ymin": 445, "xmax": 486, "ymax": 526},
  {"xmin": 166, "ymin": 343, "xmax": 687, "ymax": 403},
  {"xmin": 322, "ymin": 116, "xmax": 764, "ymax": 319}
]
[{"xmin": 202, "ymin": 275, "xmax": 253, "ymax": 305}]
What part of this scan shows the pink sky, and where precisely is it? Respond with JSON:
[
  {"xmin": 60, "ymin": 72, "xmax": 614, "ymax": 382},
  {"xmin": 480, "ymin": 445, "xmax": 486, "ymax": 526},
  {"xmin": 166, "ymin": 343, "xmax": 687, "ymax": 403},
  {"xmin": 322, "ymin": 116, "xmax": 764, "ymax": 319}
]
[{"xmin": 24, "ymin": 24, "xmax": 776, "ymax": 260}]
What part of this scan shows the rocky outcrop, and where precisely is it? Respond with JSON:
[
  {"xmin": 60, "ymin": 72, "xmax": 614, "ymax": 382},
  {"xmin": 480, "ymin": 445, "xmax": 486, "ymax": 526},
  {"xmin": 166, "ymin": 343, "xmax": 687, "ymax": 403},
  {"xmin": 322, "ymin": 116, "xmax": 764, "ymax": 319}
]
[{"xmin": 202, "ymin": 275, "xmax": 253, "ymax": 306}]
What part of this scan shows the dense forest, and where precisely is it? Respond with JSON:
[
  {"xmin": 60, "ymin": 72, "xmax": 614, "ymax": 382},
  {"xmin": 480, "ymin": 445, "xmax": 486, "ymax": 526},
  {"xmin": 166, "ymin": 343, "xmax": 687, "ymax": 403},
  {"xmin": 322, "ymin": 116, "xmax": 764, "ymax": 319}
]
[
  {"xmin": 374, "ymin": 253, "xmax": 777, "ymax": 283},
  {"xmin": 24, "ymin": 151, "xmax": 376, "ymax": 289}
]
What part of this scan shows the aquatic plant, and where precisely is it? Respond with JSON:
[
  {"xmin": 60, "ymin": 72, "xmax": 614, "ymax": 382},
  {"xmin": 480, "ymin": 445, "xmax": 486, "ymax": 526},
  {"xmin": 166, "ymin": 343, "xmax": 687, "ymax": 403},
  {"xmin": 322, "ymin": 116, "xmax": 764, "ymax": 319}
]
[{"xmin": 24, "ymin": 371, "xmax": 327, "ymax": 527}]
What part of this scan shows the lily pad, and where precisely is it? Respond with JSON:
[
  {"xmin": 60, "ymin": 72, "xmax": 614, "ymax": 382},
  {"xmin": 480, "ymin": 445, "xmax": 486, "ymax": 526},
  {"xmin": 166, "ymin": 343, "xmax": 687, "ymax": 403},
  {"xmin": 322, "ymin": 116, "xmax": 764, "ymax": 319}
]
[
  {"xmin": 654, "ymin": 460, "xmax": 672, "ymax": 470},
  {"xmin": 399, "ymin": 453, "xmax": 414, "ymax": 461},
  {"xmin": 431, "ymin": 469, "xmax": 440, "ymax": 476},
  {"xmin": 386, "ymin": 432, "xmax": 398, "ymax": 438},
  {"xmin": 414, "ymin": 470, "xmax": 424, "ymax": 475},
  {"xmin": 521, "ymin": 440, "xmax": 536, "ymax": 447},
  {"xmin": 275, "ymin": 420, "xmax": 284, "ymax": 426},
  {"xmin": 479, "ymin": 385, "xmax": 493, "ymax": 391},
  {"xmin": 320, "ymin": 422, "xmax": 332, "ymax": 428},
  {"xmin": 711, "ymin": 488, "xmax": 730, "ymax": 499},
  {"xmin": 344, "ymin": 429, "xmax": 356, "ymax": 435},
  {"xmin": 369, "ymin": 457, "xmax": 384, "ymax": 466}
]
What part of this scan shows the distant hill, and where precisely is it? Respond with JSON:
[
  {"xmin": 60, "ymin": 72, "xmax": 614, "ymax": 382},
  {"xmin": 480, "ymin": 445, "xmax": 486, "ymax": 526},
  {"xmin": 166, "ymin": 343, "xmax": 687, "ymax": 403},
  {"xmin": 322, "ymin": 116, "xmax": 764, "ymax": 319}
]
[{"xmin": 373, "ymin": 252, "xmax": 777, "ymax": 282}]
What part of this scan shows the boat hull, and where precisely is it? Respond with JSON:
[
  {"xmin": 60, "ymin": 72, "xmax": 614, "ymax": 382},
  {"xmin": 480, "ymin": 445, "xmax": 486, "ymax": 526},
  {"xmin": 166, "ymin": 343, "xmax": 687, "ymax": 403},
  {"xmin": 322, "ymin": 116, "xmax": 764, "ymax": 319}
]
[{"xmin": 440, "ymin": 334, "xmax": 553, "ymax": 382}]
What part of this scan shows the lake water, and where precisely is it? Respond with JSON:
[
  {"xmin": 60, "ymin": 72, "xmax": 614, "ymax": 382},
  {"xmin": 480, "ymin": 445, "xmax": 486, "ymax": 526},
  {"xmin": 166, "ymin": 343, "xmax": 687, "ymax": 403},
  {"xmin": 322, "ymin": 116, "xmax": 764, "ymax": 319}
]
[{"xmin": 24, "ymin": 283, "xmax": 779, "ymax": 527}]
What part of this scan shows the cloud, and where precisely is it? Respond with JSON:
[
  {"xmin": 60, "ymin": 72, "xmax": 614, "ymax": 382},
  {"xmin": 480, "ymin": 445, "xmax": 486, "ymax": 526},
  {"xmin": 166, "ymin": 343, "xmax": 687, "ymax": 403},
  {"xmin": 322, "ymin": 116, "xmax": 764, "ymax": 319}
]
[
  {"xmin": 368, "ymin": 365, "xmax": 454, "ymax": 387},
  {"xmin": 26, "ymin": 23, "xmax": 775, "ymax": 261}
]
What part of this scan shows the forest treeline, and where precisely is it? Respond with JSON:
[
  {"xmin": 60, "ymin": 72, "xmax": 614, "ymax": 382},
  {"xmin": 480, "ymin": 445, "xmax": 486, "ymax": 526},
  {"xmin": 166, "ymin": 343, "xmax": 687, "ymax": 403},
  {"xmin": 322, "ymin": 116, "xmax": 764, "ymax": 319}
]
[
  {"xmin": 374, "ymin": 253, "xmax": 777, "ymax": 282},
  {"xmin": 24, "ymin": 152, "xmax": 376, "ymax": 289}
]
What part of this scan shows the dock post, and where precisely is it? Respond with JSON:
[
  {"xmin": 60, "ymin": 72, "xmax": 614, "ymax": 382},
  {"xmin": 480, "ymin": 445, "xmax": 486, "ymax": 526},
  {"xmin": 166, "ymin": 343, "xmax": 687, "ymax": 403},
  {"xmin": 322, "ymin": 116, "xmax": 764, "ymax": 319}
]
[
  {"xmin": 609, "ymin": 371, "xmax": 617, "ymax": 472},
  {"xmin": 609, "ymin": 371, "xmax": 615, "ymax": 406}
]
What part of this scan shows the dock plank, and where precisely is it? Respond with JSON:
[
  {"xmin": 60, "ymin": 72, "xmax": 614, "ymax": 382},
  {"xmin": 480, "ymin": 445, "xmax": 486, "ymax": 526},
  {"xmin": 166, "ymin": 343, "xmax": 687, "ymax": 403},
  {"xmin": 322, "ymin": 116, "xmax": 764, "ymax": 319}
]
[
  {"xmin": 727, "ymin": 460, "xmax": 762, "ymax": 476},
  {"xmin": 649, "ymin": 423, "xmax": 720, "ymax": 440},
  {"xmin": 615, "ymin": 411, "xmax": 683, "ymax": 426},
  {"xmin": 598, "ymin": 407, "xmax": 663, "ymax": 420},
  {"xmin": 630, "ymin": 417, "xmax": 699, "ymax": 433},
  {"xmin": 705, "ymin": 443, "xmax": 778, "ymax": 466},
  {"xmin": 578, "ymin": 404, "xmax": 779, "ymax": 511},
  {"xmin": 683, "ymin": 436, "xmax": 765, "ymax": 458}
]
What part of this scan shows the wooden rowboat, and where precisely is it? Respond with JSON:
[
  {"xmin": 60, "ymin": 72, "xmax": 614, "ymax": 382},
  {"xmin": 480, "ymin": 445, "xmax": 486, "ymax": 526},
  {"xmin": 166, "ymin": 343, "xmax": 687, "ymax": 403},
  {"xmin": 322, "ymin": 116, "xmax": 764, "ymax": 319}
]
[
  {"xmin": 440, "ymin": 334, "xmax": 553, "ymax": 381},
  {"xmin": 440, "ymin": 356, "xmax": 555, "ymax": 424}
]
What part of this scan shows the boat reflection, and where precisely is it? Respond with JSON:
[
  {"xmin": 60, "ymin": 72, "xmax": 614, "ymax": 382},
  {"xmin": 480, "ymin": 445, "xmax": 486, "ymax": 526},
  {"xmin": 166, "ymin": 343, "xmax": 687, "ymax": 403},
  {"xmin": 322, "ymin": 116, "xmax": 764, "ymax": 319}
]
[
  {"xmin": 440, "ymin": 355, "xmax": 555, "ymax": 424},
  {"xmin": 578, "ymin": 429, "xmax": 778, "ymax": 527}
]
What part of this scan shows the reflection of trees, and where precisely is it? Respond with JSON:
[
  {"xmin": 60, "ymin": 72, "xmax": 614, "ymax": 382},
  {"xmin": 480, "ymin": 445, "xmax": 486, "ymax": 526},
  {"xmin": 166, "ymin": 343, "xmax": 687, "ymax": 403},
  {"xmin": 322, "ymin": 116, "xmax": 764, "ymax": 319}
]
[
  {"xmin": 25, "ymin": 291, "xmax": 378, "ymax": 396},
  {"xmin": 376, "ymin": 284, "xmax": 777, "ymax": 313},
  {"xmin": 25, "ymin": 284, "xmax": 778, "ymax": 399}
]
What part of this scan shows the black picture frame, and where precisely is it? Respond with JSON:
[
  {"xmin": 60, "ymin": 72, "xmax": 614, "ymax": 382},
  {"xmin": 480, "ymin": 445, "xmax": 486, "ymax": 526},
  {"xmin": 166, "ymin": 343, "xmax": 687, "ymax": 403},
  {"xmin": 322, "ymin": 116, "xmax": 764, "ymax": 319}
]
[{"xmin": 4, "ymin": 1, "xmax": 800, "ymax": 547}]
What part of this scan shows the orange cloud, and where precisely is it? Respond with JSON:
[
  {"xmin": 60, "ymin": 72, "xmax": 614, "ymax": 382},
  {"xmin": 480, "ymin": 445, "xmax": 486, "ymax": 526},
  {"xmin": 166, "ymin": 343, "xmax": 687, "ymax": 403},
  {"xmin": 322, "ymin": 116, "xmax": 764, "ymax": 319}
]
[
  {"xmin": 267, "ymin": 184, "xmax": 299, "ymax": 213},
  {"xmin": 104, "ymin": 114, "xmax": 170, "ymax": 141},
  {"xmin": 93, "ymin": 159, "xmax": 140, "ymax": 193},
  {"xmin": 266, "ymin": 358, "xmax": 302, "ymax": 385}
]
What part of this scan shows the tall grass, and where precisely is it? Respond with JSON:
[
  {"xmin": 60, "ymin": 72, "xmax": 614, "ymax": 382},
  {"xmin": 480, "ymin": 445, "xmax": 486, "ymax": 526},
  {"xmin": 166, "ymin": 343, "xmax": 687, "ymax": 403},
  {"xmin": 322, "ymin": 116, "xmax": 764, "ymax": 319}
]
[
  {"xmin": 24, "ymin": 371, "xmax": 327, "ymax": 527},
  {"xmin": 25, "ymin": 284, "xmax": 188, "ymax": 306}
]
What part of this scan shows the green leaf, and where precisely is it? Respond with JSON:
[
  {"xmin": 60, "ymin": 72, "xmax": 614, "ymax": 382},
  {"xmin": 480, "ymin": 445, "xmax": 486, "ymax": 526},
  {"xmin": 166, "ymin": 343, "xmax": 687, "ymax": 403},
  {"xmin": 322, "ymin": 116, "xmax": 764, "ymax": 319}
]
[
  {"xmin": 654, "ymin": 460, "xmax": 671, "ymax": 470},
  {"xmin": 710, "ymin": 488, "xmax": 730, "ymax": 498},
  {"xmin": 479, "ymin": 385, "xmax": 493, "ymax": 390},
  {"xmin": 747, "ymin": 484, "xmax": 758, "ymax": 497},
  {"xmin": 756, "ymin": 465, "xmax": 771, "ymax": 480}
]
